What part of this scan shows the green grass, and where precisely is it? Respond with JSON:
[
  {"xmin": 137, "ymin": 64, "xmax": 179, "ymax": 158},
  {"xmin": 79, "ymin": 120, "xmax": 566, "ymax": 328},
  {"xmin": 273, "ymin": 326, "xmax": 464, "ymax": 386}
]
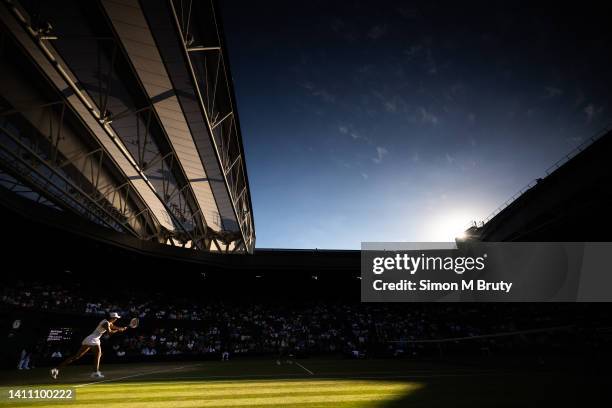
[
  {"xmin": 58, "ymin": 379, "xmax": 420, "ymax": 407},
  {"xmin": 0, "ymin": 358, "xmax": 609, "ymax": 407}
]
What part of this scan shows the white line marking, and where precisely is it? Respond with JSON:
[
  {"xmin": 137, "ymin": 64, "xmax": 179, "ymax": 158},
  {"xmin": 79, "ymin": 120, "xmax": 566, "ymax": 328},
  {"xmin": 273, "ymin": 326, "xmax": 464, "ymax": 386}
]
[
  {"xmin": 293, "ymin": 362, "xmax": 314, "ymax": 375},
  {"xmin": 75, "ymin": 364, "xmax": 202, "ymax": 388},
  {"xmin": 75, "ymin": 371, "xmax": 513, "ymax": 386},
  {"xmin": 72, "ymin": 366, "xmax": 515, "ymax": 387}
]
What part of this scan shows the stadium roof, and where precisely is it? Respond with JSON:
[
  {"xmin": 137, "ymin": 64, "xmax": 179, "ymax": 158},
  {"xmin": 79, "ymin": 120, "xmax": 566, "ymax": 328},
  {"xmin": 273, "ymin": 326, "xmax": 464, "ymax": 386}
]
[{"xmin": 0, "ymin": 0, "xmax": 255, "ymax": 253}]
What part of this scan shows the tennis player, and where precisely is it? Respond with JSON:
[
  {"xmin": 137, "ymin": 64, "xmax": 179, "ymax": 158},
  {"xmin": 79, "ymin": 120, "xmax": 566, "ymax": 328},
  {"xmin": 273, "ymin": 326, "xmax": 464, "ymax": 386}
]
[{"xmin": 50, "ymin": 312, "xmax": 127, "ymax": 379}]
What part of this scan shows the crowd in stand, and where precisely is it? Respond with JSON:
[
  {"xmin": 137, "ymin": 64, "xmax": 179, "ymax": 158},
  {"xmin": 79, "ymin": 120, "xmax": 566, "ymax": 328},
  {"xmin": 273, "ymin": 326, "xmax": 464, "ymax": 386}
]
[
  {"xmin": 2, "ymin": 281, "xmax": 211, "ymax": 321},
  {"xmin": 2, "ymin": 281, "xmax": 612, "ymax": 364}
]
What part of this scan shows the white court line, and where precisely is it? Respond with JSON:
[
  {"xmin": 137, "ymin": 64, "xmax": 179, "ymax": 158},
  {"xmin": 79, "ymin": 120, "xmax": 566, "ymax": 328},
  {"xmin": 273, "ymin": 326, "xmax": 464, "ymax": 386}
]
[
  {"xmin": 74, "ymin": 363, "xmax": 203, "ymax": 388},
  {"xmin": 99, "ymin": 370, "xmax": 512, "ymax": 385},
  {"xmin": 74, "ymin": 365, "xmax": 513, "ymax": 388},
  {"xmin": 293, "ymin": 361, "xmax": 314, "ymax": 375},
  {"xmin": 320, "ymin": 372, "xmax": 515, "ymax": 379}
]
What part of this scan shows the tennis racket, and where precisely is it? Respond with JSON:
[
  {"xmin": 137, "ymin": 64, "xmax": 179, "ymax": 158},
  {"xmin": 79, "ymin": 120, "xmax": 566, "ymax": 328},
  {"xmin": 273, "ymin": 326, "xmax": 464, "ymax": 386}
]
[{"xmin": 129, "ymin": 318, "xmax": 139, "ymax": 329}]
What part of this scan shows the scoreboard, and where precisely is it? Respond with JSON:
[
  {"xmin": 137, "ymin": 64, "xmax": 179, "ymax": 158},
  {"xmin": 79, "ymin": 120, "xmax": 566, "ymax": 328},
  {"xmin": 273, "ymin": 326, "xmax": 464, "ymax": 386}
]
[{"xmin": 46, "ymin": 328, "xmax": 73, "ymax": 342}]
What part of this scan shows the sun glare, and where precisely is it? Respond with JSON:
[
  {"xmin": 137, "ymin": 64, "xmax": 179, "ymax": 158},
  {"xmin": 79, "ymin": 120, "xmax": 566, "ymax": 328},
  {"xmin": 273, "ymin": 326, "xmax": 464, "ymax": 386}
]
[{"xmin": 427, "ymin": 212, "xmax": 473, "ymax": 242}]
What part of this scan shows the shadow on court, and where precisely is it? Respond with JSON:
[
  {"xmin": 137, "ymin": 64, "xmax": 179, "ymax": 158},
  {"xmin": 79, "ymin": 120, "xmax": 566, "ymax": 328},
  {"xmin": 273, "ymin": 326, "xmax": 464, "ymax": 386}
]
[{"xmin": 1, "ymin": 358, "xmax": 610, "ymax": 407}]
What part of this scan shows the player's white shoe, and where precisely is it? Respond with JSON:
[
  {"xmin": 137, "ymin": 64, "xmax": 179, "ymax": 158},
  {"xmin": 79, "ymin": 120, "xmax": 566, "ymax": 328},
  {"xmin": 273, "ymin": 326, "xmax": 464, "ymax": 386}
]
[
  {"xmin": 90, "ymin": 371, "xmax": 105, "ymax": 379},
  {"xmin": 50, "ymin": 368, "xmax": 59, "ymax": 379}
]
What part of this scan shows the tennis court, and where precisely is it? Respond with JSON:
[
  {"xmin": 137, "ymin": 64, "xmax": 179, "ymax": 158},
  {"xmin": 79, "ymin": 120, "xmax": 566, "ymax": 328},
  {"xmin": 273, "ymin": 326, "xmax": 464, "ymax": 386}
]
[{"xmin": 1, "ymin": 358, "xmax": 608, "ymax": 407}]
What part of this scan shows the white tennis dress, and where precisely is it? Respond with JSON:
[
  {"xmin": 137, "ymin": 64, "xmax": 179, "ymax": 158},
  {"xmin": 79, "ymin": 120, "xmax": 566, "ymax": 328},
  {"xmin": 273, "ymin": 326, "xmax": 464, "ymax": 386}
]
[{"xmin": 82, "ymin": 319, "xmax": 108, "ymax": 346}]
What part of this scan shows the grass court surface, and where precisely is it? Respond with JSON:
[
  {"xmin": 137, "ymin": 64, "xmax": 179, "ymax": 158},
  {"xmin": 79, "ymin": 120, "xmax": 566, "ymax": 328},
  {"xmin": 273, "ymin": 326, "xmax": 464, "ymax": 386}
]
[{"xmin": 0, "ymin": 358, "xmax": 609, "ymax": 407}]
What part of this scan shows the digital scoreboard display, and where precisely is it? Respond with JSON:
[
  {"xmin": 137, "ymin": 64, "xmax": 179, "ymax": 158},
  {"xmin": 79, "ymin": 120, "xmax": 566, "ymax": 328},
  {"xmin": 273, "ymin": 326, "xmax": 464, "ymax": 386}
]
[{"xmin": 46, "ymin": 328, "xmax": 73, "ymax": 342}]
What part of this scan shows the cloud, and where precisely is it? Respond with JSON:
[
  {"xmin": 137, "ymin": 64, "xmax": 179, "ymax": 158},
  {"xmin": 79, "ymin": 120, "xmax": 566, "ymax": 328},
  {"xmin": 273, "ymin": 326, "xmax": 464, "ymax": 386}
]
[
  {"xmin": 584, "ymin": 103, "xmax": 603, "ymax": 123},
  {"xmin": 361, "ymin": 172, "xmax": 369, "ymax": 180},
  {"xmin": 544, "ymin": 86, "xmax": 563, "ymax": 98},
  {"xmin": 331, "ymin": 155, "xmax": 353, "ymax": 169},
  {"xmin": 372, "ymin": 91, "xmax": 408, "ymax": 114},
  {"xmin": 372, "ymin": 146, "xmax": 388, "ymax": 164},
  {"xmin": 384, "ymin": 101, "xmax": 397, "ymax": 113},
  {"xmin": 418, "ymin": 107, "xmax": 438, "ymax": 125},
  {"xmin": 403, "ymin": 44, "xmax": 423, "ymax": 60},
  {"xmin": 445, "ymin": 153, "xmax": 455, "ymax": 164},
  {"xmin": 312, "ymin": 89, "xmax": 335, "ymax": 103},
  {"xmin": 300, "ymin": 82, "xmax": 335, "ymax": 103},
  {"xmin": 367, "ymin": 25, "xmax": 387, "ymax": 40},
  {"xmin": 339, "ymin": 124, "xmax": 369, "ymax": 143}
]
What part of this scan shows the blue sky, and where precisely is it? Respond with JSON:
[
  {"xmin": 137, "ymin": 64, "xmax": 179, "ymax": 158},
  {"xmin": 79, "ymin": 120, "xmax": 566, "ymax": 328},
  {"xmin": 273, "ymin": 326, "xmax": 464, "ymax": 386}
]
[{"xmin": 220, "ymin": 1, "xmax": 612, "ymax": 249}]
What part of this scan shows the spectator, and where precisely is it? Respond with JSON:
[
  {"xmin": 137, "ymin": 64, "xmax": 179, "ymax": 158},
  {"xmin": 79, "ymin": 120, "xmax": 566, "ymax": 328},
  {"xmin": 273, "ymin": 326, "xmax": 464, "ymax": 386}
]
[{"xmin": 17, "ymin": 349, "xmax": 30, "ymax": 370}]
